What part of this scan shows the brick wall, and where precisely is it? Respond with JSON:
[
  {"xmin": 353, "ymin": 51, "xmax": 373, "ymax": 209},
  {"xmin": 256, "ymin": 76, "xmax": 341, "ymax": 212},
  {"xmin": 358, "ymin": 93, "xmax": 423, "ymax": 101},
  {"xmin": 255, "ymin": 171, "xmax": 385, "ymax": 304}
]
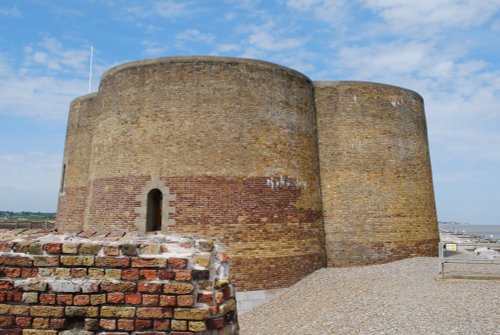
[
  {"xmin": 314, "ymin": 81, "xmax": 439, "ymax": 266},
  {"xmin": 57, "ymin": 93, "xmax": 97, "ymax": 232},
  {"xmin": 56, "ymin": 57, "xmax": 326, "ymax": 292},
  {"xmin": 0, "ymin": 229, "xmax": 238, "ymax": 335}
]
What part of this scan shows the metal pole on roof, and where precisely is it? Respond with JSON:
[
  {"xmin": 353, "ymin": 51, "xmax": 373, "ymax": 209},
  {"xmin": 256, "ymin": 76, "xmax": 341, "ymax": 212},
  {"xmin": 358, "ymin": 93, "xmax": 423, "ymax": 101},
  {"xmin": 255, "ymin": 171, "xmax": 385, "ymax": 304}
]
[{"xmin": 88, "ymin": 43, "xmax": 94, "ymax": 93}]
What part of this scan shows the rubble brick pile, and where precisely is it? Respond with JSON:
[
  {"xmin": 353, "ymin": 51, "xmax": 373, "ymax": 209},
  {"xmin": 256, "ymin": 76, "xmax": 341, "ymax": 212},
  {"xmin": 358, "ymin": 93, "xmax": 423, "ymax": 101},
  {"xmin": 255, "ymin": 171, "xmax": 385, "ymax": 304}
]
[{"xmin": 0, "ymin": 229, "xmax": 238, "ymax": 335}]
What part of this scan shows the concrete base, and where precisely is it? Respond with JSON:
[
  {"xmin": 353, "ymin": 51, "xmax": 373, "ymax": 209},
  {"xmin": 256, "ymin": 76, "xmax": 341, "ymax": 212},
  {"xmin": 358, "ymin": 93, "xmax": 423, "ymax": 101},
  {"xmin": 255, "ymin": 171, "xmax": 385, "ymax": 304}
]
[{"xmin": 236, "ymin": 288, "xmax": 285, "ymax": 314}]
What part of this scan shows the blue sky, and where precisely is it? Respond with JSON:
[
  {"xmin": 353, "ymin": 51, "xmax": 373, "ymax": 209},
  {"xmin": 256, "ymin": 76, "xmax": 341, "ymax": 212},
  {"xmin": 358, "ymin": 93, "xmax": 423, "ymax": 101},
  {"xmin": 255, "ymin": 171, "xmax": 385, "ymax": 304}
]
[{"xmin": 0, "ymin": 0, "xmax": 499, "ymax": 225}]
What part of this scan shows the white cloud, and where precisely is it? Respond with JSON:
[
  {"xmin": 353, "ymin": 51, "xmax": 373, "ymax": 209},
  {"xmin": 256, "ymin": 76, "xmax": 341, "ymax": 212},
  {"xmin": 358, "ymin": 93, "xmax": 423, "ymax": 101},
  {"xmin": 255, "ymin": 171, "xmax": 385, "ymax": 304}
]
[
  {"xmin": 216, "ymin": 43, "xmax": 241, "ymax": 52},
  {"xmin": 0, "ymin": 43, "xmax": 88, "ymax": 121},
  {"xmin": 154, "ymin": 0, "xmax": 193, "ymax": 18},
  {"xmin": 142, "ymin": 40, "xmax": 168, "ymax": 56},
  {"xmin": 0, "ymin": 153, "xmax": 61, "ymax": 212},
  {"xmin": 0, "ymin": 74, "xmax": 87, "ymax": 120},
  {"xmin": 359, "ymin": 0, "xmax": 500, "ymax": 33},
  {"xmin": 24, "ymin": 37, "xmax": 89, "ymax": 76},
  {"xmin": 125, "ymin": 1, "xmax": 194, "ymax": 19},
  {"xmin": 175, "ymin": 29, "xmax": 214, "ymax": 44},
  {"xmin": 286, "ymin": 0, "xmax": 350, "ymax": 23},
  {"xmin": 249, "ymin": 30, "xmax": 306, "ymax": 51},
  {"xmin": 0, "ymin": 6, "xmax": 22, "ymax": 18}
]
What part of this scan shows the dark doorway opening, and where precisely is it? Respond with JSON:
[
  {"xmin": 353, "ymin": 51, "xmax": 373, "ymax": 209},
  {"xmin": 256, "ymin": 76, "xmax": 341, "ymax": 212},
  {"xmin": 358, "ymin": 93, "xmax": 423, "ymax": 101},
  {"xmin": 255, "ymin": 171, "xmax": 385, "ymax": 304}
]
[{"xmin": 146, "ymin": 189, "xmax": 162, "ymax": 231}]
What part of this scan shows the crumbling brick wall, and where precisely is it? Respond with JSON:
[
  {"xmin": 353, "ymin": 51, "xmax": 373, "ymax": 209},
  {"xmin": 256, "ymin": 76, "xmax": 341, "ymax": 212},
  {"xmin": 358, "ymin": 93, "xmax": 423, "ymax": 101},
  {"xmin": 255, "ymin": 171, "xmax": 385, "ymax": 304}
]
[{"xmin": 0, "ymin": 229, "xmax": 238, "ymax": 335}]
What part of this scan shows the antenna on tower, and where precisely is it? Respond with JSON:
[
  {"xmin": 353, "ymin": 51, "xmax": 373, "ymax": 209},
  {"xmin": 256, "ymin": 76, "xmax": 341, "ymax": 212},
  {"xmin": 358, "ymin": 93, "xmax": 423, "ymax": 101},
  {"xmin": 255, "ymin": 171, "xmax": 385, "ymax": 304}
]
[{"xmin": 88, "ymin": 43, "xmax": 94, "ymax": 93}]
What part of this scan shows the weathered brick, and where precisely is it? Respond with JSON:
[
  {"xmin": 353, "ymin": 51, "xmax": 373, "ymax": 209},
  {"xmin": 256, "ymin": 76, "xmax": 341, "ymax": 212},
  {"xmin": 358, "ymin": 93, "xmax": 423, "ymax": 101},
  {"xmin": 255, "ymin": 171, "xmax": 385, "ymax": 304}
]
[
  {"xmin": 15, "ymin": 316, "xmax": 32, "ymax": 327},
  {"xmin": 121, "ymin": 244, "xmax": 138, "ymax": 256},
  {"xmin": 100, "ymin": 318, "xmax": 116, "ymax": 330},
  {"xmin": 136, "ymin": 307, "xmax": 173, "ymax": 318},
  {"xmin": 125, "ymin": 293, "xmax": 141, "ymax": 305},
  {"xmin": 0, "ymin": 242, "xmax": 13, "ymax": 252},
  {"xmin": 189, "ymin": 321, "xmax": 207, "ymax": 332},
  {"xmin": 88, "ymin": 268, "xmax": 105, "ymax": 278},
  {"xmin": 159, "ymin": 295, "xmax": 176, "ymax": 306},
  {"xmin": 9, "ymin": 305, "xmax": 30, "ymax": 316},
  {"xmin": 0, "ymin": 315, "xmax": 14, "ymax": 327},
  {"xmin": 39, "ymin": 293, "xmax": 56, "ymax": 305},
  {"xmin": 103, "ymin": 245, "xmax": 120, "ymax": 256},
  {"xmin": 100, "ymin": 281, "xmax": 136, "ymax": 292},
  {"xmin": 122, "ymin": 269, "xmax": 139, "ymax": 280},
  {"xmin": 73, "ymin": 294, "xmax": 90, "ymax": 305},
  {"xmin": 142, "ymin": 294, "xmax": 159, "ymax": 305},
  {"xmin": 30, "ymin": 306, "xmax": 64, "ymax": 317},
  {"xmin": 154, "ymin": 319, "xmax": 170, "ymax": 331},
  {"xmin": 197, "ymin": 292, "xmax": 214, "ymax": 304},
  {"xmin": 174, "ymin": 270, "xmax": 192, "ymax": 281},
  {"xmin": 158, "ymin": 269, "xmax": 174, "ymax": 280},
  {"xmin": 169, "ymin": 258, "xmax": 188, "ymax": 269},
  {"xmin": 33, "ymin": 256, "xmax": 60, "ymax": 267},
  {"xmin": 32, "ymin": 317, "xmax": 49, "ymax": 329},
  {"xmin": 107, "ymin": 292, "xmax": 124, "ymax": 304},
  {"xmin": 138, "ymin": 282, "xmax": 162, "ymax": 293},
  {"xmin": 56, "ymin": 294, "xmax": 73, "ymax": 305},
  {"xmin": 60, "ymin": 255, "xmax": 94, "ymax": 267},
  {"xmin": 22, "ymin": 330, "xmax": 57, "ymax": 335},
  {"xmin": 139, "ymin": 244, "xmax": 160, "ymax": 254},
  {"xmin": 177, "ymin": 295, "xmax": 194, "ymax": 307},
  {"xmin": 84, "ymin": 318, "xmax": 99, "ymax": 330},
  {"xmin": 44, "ymin": 242, "xmax": 63, "ymax": 254},
  {"xmin": 79, "ymin": 243, "xmax": 101, "ymax": 255},
  {"xmin": 163, "ymin": 283, "xmax": 194, "ymax": 294},
  {"xmin": 95, "ymin": 257, "xmax": 130, "ymax": 268},
  {"xmin": 90, "ymin": 293, "xmax": 106, "ymax": 305},
  {"xmin": 71, "ymin": 268, "xmax": 88, "ymax": 278},
  {"xmin": 139, "ymin": 269, "xmax": 157, "ymax": 280},
  {"xmin": 49, "ymin": 318, "xmax": 65, "ymax": 329},
  {"xmin": 219, "ymin": 298, "xmax": 236, "ymax": 315},
  {"xmin": 117, "ymin": 318, "xmax": 134, "ymax": 331},
  {"xmin": 22, "ymin": 292, "xmax": 38, "ymax": 304},
  {"xmin": 2, "ymin": 267, "xmax": 21, "ymax": 277},
  {"xmin": 100, "ymin": 306, "xmax": 136, "ymax": 318},
  {"xmin": 135, "ymin": 318, "xmax": 152, "ymax": 330},
  {"xmin": 28, "ymin": 243, "xmax": 44, "ymax": 255},
  {"xmin": 171, "ymin": 319, "xmax": 187, "ymax": 331},
  {"xmin": 0, "ymin": 255, "xmax": 32, "ymax": 266},
  {"xmin": 21, "ymin": 268, "xmax": 38, "ymax": 278},
  {"xmin": 131, "ymin": 257, "xmax": 166, "ymax": 268},
  {"xmin": 18, "ymin": 280, "xmax": 47, "ymax": 291},
  {"xmin": 0, "ymin": 279, "xmax": 14, "ymax": 289},
  {"xmin": 62, "ymin": 243, "xmax": 79, "ymax": 254},
  {"xmin": 54, "ymin": 267, "xmax": 71, "ymax": 278},
  {"xmin": 174, "ymin": 308, "xmax": 209, "ymax": 320},
  {"xmin": 65, "ymin": 306, "xmax": 99, "ymax": 317}
]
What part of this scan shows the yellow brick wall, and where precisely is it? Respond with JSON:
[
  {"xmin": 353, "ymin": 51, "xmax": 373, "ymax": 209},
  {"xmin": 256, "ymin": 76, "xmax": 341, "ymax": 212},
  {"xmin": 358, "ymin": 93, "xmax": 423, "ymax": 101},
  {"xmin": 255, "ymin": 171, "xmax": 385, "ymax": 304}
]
[
  {"xmin": 56, "ymin": 57, "xmax": 440, "ymax": 290},
  {"xmin": 314, "ymin": 81, "xmax": 439, "ymax": 266}
]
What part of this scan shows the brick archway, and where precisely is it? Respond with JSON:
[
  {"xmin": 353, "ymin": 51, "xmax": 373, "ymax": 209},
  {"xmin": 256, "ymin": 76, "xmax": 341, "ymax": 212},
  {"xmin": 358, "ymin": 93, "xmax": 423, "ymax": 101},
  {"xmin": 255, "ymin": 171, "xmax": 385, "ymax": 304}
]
[{"xmin": 134, "ymin": 176, "xmax": 176, "ymax": 233}]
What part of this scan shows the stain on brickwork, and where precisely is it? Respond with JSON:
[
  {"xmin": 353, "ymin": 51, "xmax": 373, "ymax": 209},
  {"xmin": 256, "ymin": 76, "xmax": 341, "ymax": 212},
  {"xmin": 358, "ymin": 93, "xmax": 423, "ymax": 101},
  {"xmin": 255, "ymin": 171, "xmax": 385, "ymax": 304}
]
[{"xmin": 56, "ymin": 57, "xmax": 439, "ymax": 291}]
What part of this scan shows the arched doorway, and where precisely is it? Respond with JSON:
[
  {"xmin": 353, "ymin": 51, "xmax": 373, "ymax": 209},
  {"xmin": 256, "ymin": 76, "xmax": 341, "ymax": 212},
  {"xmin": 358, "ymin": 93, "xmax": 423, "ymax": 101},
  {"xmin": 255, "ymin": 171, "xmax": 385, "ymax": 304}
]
[{"xmin": 146, "ymin": 189, "xmax": 162, "ymax": 231}]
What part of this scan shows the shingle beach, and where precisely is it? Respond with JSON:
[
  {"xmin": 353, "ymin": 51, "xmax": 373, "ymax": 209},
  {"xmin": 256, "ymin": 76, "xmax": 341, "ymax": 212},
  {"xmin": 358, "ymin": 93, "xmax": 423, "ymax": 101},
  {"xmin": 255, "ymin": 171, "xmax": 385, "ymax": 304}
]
[{"xmin": 239, "ymin": 257, "xmax": 499, "ymax": 335}]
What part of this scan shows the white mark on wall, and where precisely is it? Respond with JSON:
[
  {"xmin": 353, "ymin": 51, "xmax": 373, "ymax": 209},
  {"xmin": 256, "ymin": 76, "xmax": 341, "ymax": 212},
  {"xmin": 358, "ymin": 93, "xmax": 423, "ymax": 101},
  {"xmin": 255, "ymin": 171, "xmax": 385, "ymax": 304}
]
[{"xmin": 266, "ymin": 176, "xmax": 307, "ymax": 191}]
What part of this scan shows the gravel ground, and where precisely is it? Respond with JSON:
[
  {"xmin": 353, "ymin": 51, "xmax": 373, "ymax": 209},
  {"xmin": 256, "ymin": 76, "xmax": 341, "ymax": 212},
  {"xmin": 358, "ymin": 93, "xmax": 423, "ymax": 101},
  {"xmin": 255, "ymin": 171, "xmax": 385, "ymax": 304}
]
[{"xmin": 239, "ymin": 257, "xmax": 499, "ymax": 335}]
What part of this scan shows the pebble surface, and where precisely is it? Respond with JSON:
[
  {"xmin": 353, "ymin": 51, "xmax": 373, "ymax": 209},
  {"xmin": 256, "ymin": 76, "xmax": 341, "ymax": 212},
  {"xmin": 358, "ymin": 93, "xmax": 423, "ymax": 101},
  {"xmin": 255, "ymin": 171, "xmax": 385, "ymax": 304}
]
[{"xmin": 239, "ymin": 257, "xmax": 499, "ymax": 335}]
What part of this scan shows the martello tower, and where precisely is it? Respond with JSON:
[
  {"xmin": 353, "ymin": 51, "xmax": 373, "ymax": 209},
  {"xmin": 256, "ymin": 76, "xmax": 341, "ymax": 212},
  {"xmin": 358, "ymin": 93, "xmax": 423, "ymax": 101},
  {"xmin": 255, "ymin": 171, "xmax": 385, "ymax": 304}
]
[{"xmin": 57, "ymin": 56, "xmax": 439, "ymax": 292}]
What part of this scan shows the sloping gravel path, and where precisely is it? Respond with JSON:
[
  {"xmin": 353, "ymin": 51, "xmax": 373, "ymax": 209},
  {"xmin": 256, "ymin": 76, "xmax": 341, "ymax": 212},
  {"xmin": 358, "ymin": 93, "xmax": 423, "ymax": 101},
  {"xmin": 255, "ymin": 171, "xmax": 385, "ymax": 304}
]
[{"xmin": 239, "ymin": 257, "xmax": 499, "ymax": 335}]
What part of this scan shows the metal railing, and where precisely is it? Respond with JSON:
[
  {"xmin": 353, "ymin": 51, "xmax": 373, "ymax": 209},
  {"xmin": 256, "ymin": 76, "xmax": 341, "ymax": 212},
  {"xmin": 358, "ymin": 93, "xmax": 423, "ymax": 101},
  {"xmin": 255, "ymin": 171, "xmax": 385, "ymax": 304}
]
[{"xmin": 439, "ymin": 241, "xmax": 500, "ymax": 277}]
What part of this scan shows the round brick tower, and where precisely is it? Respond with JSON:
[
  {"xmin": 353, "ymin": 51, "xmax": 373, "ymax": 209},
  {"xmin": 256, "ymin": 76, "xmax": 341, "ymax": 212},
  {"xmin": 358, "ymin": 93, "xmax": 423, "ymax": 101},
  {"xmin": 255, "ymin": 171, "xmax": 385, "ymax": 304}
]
[
  {"xmin": 57, "ymin": 57, "xmax": 326, "ymax": 291},
  {"xmin": 57, "ymin": 93, "xmax": 97, "ymax": 232},
  {"xmin": 314, "ymin": 81, "xmax": 439, "ymax": 266}
]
